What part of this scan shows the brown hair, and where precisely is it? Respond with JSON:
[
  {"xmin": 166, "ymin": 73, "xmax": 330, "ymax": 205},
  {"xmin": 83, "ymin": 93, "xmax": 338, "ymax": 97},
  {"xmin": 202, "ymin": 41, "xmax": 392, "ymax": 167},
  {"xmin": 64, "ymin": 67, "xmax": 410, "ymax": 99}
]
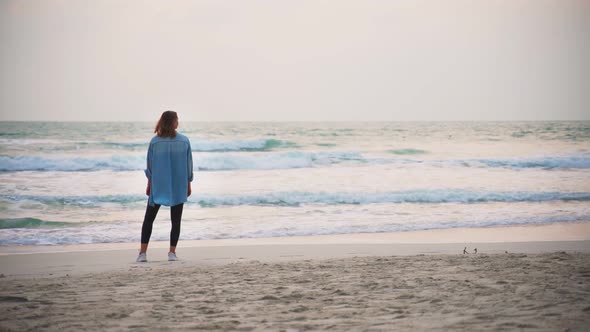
[{"xmin": 154, "ymin": 111, "xmax": 178, "ymax": 138}]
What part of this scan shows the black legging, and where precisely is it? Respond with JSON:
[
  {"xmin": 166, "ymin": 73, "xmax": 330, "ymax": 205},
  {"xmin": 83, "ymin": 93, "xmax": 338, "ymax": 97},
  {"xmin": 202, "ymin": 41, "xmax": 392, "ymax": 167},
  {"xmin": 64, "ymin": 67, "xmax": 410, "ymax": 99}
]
[{"xmin": 141, "ymin": 203, "xmax": 184, "ymax": 247}]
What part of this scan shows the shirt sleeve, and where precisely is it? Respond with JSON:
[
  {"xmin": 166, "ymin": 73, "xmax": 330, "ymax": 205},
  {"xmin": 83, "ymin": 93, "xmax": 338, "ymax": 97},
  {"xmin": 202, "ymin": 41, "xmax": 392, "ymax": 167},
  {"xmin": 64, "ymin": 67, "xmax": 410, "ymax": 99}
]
[
  {"xmin": 144, "ymin": 143, "xmax": 152, "ymax": 180},
  {"xmin": 187, "ymin": 141, "xmax": 194, "ymax": 182}
]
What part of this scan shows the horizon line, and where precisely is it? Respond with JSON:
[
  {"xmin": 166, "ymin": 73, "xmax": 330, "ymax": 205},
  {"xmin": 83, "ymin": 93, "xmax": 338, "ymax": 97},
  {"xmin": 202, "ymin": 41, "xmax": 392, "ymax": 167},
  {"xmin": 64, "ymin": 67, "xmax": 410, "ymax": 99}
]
[{"xmin": 1, "ymin": 119, "xmax": 589, "ymax": 123}]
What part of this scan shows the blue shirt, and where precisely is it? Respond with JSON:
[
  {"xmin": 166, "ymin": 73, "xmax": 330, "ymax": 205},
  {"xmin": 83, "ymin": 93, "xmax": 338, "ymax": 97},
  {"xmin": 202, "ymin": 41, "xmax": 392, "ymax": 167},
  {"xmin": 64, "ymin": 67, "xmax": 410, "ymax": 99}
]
[{"xmin": 145, "ymin": 132, "xmax": 194, "ymax": 207}]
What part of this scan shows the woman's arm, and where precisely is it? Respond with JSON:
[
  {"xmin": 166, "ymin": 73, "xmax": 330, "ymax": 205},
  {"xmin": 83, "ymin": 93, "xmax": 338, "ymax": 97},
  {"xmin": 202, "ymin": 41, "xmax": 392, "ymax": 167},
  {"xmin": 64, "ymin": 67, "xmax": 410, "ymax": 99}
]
[
  {"xmin": 187, "ymin": 141, "xmax": 194, "ymax": 183},
  {"xmin": 145, "ymin": 142, "xmax": 153, "ymax": 196},
  {"xmin": 187, "ymin": 141, "xmax": 193, "ymax": 197}
]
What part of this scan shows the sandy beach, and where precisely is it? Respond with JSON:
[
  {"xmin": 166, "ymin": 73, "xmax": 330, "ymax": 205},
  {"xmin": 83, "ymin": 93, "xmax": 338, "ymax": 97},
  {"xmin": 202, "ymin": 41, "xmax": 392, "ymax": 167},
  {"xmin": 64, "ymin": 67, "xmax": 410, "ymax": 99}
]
[
  {"xmin": 2, "ymin": 0, "xmax": 590, "ymax": 330},
  {"xmin": 1, "ymin": 223, "xmax": 590, "ymax": 331}
]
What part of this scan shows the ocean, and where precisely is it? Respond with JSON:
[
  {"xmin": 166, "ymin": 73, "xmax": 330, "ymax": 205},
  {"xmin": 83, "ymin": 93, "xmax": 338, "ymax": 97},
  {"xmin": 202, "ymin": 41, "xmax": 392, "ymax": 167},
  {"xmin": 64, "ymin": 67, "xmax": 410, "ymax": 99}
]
[{"xmin": 0, "ymin": 121, "xmax": 589, "ymax": 246}]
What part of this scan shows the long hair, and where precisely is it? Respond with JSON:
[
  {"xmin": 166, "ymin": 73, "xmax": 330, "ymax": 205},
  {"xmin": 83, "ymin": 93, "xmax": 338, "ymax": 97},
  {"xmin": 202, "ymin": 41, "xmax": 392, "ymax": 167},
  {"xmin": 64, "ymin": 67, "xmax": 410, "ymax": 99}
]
[{"xmin": 154, "ymin": 111, "xmax": 178, "ymax": 138}]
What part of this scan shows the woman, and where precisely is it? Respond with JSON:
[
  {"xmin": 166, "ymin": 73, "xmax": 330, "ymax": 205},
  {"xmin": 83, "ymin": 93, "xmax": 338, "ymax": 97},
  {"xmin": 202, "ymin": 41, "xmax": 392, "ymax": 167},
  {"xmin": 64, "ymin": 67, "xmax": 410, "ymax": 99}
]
[{"xmin": 137, "ymin": 111, "xmax": 193, "ymax": 262}]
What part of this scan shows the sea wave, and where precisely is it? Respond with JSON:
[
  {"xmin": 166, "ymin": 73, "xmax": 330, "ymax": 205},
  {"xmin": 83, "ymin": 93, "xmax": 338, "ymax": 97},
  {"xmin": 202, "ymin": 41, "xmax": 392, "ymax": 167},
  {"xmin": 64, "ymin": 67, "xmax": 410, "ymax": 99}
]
[
  {"xmin": 196, "ymin": 151, "xmax": 362, "ymax": 170},
  {"xmin": 0, "ymin": 218, "xmax": 78, "ymax": 229},
  {"xmin": 190, "ymin": 138, "xmax": 296, "ymax": 152},
  {"xmin": 1, "ymin": 152, "xmax": 589, "ymax": 172},
  {"xmin": 460, "ymin": 155, "xmax": 590, "ymax": 169},
  {"xmin": 0, "ymin": 138, "xmax": 295, "ymax": 152},
  {"xmin": 0, "ymin": 214, "xmax": 588, "ymax": 245},
  {"xmin": 194, "ymin": 190, "xmax": 590, "ymax": 207},
  {"xmin": 99, "ymin": 138, "xmax": 296, "ymax": 152},
  {"xmin": 2, "ymin": 190, "xmax": 588, "ymax": 211},
  {"xmin": 371, "ymin": 154, "xmax": 590, "ymax": 169},
  {"xmin": 0, "ymin": 151, "xmax": 362, "ymax": 172},
  {"xmin": 0, "ymin": 194, "xmax": 146, "ymax": 208},
  {"xmin": 387, "ymin": 148, "xmax": 428, "ymax": 155},
  {"xmin": 0, "ymin": 155, "xmax": 145, "ymax": 172}
]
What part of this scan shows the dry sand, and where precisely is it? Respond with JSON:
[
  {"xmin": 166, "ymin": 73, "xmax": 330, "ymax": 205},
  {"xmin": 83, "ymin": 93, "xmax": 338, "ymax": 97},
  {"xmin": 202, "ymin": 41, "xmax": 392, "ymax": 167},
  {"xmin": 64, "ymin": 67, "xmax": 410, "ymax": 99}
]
[
  {"xmin": 1, "ymin": 252, "xmax": 589, "ymax": 331},
  {"xmin": 1, "ymin": 223, "xmax": 590, "ymax": 331}
]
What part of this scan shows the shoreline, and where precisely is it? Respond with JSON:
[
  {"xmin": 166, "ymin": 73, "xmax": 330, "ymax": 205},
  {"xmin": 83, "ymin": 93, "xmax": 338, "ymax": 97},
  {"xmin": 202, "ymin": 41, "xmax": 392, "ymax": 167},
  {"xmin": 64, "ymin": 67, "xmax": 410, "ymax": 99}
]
[
  {"xmin": 0, "ymin": 221, "xmax": 589, "ymax": 279},
  {"xmin": 1, "ymin": 220, "xmax": 589, "ymax": 256}
]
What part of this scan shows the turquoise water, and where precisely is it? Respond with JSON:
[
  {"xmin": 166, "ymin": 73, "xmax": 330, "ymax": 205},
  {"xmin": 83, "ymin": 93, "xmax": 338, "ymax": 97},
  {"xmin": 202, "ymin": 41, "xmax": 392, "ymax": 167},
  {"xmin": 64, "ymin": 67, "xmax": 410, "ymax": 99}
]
[{"xmin": 0, "ymin": 121, "xmax": 589, "ymax": 245}]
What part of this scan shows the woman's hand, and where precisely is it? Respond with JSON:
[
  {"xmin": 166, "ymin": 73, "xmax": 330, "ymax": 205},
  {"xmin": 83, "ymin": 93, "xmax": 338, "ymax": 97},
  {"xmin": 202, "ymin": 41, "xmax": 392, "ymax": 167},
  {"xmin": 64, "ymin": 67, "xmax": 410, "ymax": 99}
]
[
  {"xmin": 187, "ymin": 182, "xmax": 192, "ymax": 197},
  {"xmin": 146, "ymin": 181, "xmax": 151, "ymax": 196}
]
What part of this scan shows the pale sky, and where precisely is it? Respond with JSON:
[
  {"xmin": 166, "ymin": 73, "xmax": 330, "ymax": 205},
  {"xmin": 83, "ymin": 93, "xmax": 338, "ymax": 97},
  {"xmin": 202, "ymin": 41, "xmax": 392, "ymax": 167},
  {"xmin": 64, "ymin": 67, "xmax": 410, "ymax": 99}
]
[{"xmin": 0, "ymin": 0, "xmax": 589, "ymax": 121}]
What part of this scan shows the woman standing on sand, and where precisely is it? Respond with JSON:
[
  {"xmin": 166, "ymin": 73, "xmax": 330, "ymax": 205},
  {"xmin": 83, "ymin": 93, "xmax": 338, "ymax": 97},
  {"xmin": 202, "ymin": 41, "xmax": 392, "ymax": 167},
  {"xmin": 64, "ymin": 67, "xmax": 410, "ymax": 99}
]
[{"xmin": 136, "ymin": 111, "xmax": 193, "ymax": 262}]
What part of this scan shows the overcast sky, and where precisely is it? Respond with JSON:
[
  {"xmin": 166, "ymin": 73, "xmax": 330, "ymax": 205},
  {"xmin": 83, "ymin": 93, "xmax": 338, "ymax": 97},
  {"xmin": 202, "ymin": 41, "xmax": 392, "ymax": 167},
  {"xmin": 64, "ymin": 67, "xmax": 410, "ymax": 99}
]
[{"xmin": 0, "ymin": 0, "xmax": 588, "ymax": 121}]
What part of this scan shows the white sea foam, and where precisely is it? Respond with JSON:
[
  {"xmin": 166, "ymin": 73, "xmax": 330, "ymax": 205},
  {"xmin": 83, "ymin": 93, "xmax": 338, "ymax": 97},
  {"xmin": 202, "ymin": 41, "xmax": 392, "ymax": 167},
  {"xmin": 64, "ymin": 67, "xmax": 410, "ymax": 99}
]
[
  {"xmin": 0, "ymin": 137, "xmax": 293, "ymax": 152},
  {"xmin": 2, "ymin": 190, "xmax": 588, "ymax": 212},
  {"xmin": 190, "ymin": 138, "xmax": 293, "ymax": 151},
  {"xmin": 1, "ymin": 152, "xmax": 589, "ymax": 172},
  {"xmin": 0, "ymin": 151, "xmax": 363, "ymax": 172},
  {"xmin": 0, "ymin": 213, "xmax": 588, "ymax": 246},
  {"xmin": 0, "ymin": 155, "xmax": 145, "ymax": 172}
]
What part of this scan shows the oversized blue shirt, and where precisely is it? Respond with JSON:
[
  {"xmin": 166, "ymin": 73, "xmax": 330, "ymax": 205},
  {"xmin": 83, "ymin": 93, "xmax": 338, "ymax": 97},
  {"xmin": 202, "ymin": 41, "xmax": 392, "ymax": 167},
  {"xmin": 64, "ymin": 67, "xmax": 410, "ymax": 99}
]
[{"xmin": 145, "ymin": 133, "xmax": 194, "ymax": 207}]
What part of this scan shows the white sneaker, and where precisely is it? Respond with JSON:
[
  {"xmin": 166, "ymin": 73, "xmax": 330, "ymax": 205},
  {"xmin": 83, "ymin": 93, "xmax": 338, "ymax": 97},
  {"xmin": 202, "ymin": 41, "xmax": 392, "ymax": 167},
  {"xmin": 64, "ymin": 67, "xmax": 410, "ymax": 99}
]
[
  {"xmin": 136, "ymin": 252, "xmax": 147, "ymax": 263},
  {"xmin": 168, "ymin": 252, "xmax": 178, "ymax": 261}
]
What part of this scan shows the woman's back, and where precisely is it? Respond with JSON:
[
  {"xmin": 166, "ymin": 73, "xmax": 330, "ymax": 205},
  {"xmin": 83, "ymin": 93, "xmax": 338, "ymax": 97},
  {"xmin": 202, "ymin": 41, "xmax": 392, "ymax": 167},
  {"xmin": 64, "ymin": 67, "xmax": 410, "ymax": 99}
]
[{"xmin": 145, "ymin": 132, "xmax": 193, "ymax": 206}]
